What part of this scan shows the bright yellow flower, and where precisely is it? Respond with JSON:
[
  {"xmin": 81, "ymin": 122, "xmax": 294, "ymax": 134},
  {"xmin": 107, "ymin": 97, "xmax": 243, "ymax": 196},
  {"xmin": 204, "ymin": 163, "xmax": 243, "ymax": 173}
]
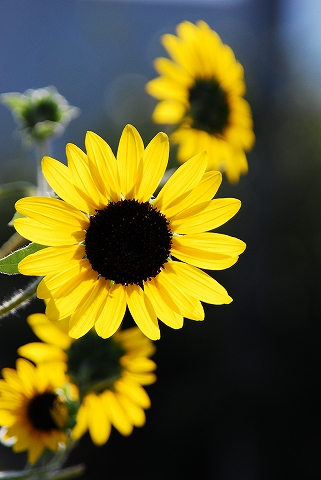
[
  {"xmin": 146, "ymin": 20, "xmax": 255, "ymax": 182},
  {"xmin": 0, "ymin": 359, "xmax": 74, "ymax": 464},
  {"xmin": 19, "ymin": 318, "xmax": 157, "ymax": 446},
  {"xmin": 14, "ymin": 124, "xmax": 245, "ymax": 340}
]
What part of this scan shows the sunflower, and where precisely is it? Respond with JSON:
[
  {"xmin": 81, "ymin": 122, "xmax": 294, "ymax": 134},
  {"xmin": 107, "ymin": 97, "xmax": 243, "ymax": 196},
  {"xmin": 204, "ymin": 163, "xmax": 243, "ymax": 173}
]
[
  {"xmin": 19, "ymin": 315, "xmax": 156, "ymax": 446},
  {"xmin": 14, "ymin": 124, "xmax": 245, "ymax": 340},
  {"xmin": 146, "ymin": 20, "xmax": 255, "ymax": 182},
  {"xmin": 0, "ymin": 358, "xmax": 75, "ymax": 464}
]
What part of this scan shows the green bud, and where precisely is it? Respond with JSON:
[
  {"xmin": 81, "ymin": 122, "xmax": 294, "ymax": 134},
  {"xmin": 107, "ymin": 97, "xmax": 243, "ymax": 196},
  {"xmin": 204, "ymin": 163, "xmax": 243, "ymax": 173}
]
[{"xmin": 1, "ymin": 86, "xmax": 80, "ymax": 145}]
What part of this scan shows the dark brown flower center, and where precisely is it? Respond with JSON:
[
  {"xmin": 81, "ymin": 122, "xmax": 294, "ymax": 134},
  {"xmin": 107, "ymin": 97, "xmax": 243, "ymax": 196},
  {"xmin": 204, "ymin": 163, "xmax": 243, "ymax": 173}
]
[
  {"xmin": 27, "ymin": 392, "xmax": 60, "ymax": 431},
  {"xmin": 85, "ymin": 199, "xmax": 172, "ymax": 286},
  {"xmin": 188, "ymin": 78, "xmax": 230, "ymax": 134}
]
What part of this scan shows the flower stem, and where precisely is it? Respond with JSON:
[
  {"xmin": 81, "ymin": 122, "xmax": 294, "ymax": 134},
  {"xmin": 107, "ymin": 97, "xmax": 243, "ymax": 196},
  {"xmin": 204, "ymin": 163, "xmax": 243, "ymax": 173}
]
[
  {"xmin": 0, "ymin": 278, "xmax": 40, "ymax": 319},
  {"xmin": 0, "ymin": 464, "xmax": 85, "ymax": 479},
  {"xmin": 36, "ymin": 139, "xmax": 51, "ymax": 196}
]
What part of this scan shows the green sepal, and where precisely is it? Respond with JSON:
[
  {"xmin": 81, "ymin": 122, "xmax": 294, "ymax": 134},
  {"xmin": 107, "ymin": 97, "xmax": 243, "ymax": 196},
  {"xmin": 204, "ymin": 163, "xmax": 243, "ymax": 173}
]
[
  {"xmin": 0, "ymin": 243, "xmax": 48, "ymax": 274},
  {"xmin": 8, "ymin": 210, "xmax": 25, "ymax": 226}
]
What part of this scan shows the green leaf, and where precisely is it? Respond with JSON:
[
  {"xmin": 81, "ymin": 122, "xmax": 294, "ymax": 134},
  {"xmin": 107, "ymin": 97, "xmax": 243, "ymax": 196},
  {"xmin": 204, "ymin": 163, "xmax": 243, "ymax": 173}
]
[{"xmin": 0, "ymin": 243, "xmax": 48, "ymax": 274}]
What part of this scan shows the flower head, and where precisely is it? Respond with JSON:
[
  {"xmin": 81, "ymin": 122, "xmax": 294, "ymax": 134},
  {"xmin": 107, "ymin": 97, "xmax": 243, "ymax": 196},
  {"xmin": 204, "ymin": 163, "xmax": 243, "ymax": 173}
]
[
  {"xmin": 0, "ymin": 358, "xmax": 76, "ymax": 464},
  {"xmin": 14, "ymin": 124, "xmax": 245, "ymax": 340},
  {"xmin": 146, "ymin": 20, "xmax": 255, "ymax": 182},
  {"xmin": 19, "ymin": 315, "xmax": 156, "ymax": 446},
  {"xmin": 1, "ymin": 86, "xmax": 79, "ymax": 145}
]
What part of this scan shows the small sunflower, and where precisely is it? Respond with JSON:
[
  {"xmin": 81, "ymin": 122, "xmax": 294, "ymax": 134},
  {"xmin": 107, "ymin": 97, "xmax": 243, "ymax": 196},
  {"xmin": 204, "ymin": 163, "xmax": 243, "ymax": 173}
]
[
  {"xmin": 0, "ymin": 358, "xmax": 75, "ymax": 464},
  {"xmin": 14, "ymin": 124, "xmax": 245, "ymax": 340},
  {"xmin": 19, "ymin": 315, "xmax": 156, "ymax": 446},
  {"xmin": 146, "ymin": 20, "xmax": 255, "ymax": 182}
]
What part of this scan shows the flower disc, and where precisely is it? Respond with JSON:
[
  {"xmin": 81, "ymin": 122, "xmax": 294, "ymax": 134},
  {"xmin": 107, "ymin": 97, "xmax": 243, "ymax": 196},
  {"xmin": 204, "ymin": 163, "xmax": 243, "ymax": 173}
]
[{"xmin": 85, "ymin": 199, "xmax": 172, "ymax": 285}]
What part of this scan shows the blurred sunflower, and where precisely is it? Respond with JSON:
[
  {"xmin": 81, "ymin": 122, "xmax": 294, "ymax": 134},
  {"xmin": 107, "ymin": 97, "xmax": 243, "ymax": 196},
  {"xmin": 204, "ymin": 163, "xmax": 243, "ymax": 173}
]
[
  {"xmin": 146, "ymin": 20, "xmax": 255, "ymax": 182},
  {"xmin": 0, "ymin": 358, "xmax": 75, "ymax": 464},
  {"xmin": 14, "ymin": 124, "xmax": 245, "ymax": 340},
  {"xmin": 19, "ymin": 314, "xmax": 156, "ymax": 446}
]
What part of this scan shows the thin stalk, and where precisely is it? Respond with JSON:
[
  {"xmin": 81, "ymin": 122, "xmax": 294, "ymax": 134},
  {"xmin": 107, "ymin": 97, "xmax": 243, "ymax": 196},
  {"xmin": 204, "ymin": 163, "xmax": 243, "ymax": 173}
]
[
  {"xmin": 0, "ymin": 278, "xmax": 40, "ymax": 318},
  {"xmin": 36, "ymin": 139, "xmax": 52, "ymax": 197}
]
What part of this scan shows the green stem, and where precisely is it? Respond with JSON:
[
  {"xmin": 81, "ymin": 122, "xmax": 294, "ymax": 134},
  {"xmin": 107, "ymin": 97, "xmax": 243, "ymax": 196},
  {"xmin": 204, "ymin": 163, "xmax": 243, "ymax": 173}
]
[
  {"xmin": 0, "ymin": 464, "xmax": 85, "ymax": 480},
  {"xmin": 36, "ymin": 139, "xmax": 51, "ymax": 196},
  {"xmin": 0, "ymin": 278, "xmax": 40, "ymax": 318}
]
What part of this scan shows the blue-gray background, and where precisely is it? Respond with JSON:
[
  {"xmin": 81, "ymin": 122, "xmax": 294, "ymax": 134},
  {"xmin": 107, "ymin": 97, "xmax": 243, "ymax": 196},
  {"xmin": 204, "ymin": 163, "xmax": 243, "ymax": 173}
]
[{"xmin": 1, "ymin": 1, "xmax": 321, "ymax": 479}]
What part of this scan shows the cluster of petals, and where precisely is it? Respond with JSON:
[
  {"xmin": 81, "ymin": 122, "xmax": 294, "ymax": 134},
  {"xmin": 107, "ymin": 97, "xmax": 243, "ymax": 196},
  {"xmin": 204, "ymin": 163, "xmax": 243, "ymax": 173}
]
[{"xmin": 14, "ymin": 124, "xmax": 246, "ymax": 340}]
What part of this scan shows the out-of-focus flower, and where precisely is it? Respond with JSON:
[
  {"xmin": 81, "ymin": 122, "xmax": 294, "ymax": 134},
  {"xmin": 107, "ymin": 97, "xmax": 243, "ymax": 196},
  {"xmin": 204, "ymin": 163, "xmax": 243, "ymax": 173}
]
[
  {"xmin": 146, "ymin": 20, "xmax": 255, "ymax": 182},
  {"xmin": 1, "ymin": 86, "xmax": 79, "ymax": 145},
  {"xmin": 14, "ymin": 125, "xmax": 245, "ymax": 340},
  {"xmin": 19, "ymin": 314, "xmax": 156, "ymax": 446},
  {"xmin": 0, "ymin": 358, "xmax": 77, "ymax": 464}
]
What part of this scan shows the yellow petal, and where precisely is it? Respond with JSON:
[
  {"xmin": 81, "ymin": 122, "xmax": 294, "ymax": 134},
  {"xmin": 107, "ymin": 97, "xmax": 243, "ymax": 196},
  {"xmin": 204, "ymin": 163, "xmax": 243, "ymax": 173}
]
[
  {"xmin": 115, "ymin": 377, "xmax": 151, "ymax": 409},
  {"xmin": 144, "ymin": 279, "xmax": 184, "ymax": 329},
  {"xmin": 171, "ymin": 198, "xmax": 241, "ymax": 234},
  {"xmin": 15, "ymin": 197, "xmax": 88, "ymax": 229},
  {"xmin": 162, "ymin": 171, "xmax": 222, "ymax": 219},
  {"xmin": 85, "ymin": 394, "xmax": 111, "ymax": 445},
  {"xmin": 145, "ymin": 76, "xmax": 187, "ymax": 101},
  {"xmin": 69, "ymin": 278, "xmax": 108, "ymax": 339},
  {"xmin": 116, "ymin": 393, "xmax": 146, "ymax": 427},
  {"xmin": 123, "ymin": 357, "xmax": 157, "ymax": 374},
  {"xmin": 155, "ymin": 268, "xmax": 204, "ymax": 320},
  {"xmin": 18, "ymin": 343, "xmax": 67, "ymax": 364},
  {"xmin": 44, "ymin": 272, "xmax": 96, "ymax": 321},
  {"xmin": 42, "ymin": 156, "xmax": 95, "ymax": 215},
  {"xmin": 66, "ymin": 143, "xmax": 107, "ymax": 210},
  {"xmin": 71, "ymin": 404, "xmax": 88, "ymax": 440},
  {"xmin": 172, "ymin": 233, "xmax": 246, "ymax": 256},
  {"xmin": 94, "ymin": 284, "xmax": 127, "ymax": 338},
  {"xmin": 28, "ymin": 441, "xmax": 44, "ymax": 465},
  {"xmin": 135, "ymin": 132, "xmax": 169, "ymax": 202},
  {"xmin": 164, "ymin": 261, "xmax": 232, "ymax": 305},
  {"xmin": 18, "ymin": 245, "xmax": 85, "ymax": 276},
  {"xmin": 28, "ymin": 314, "xmax": 70, "ymax": 343},
  {"xmin": 171, "ymin": 243, "xmax": 239, "ymax": 270},
  {"xmin": 37, "ymin": 259, "xmax": 94, "ymax": 298},
  {"xmin": 101, "ymin": 390, "xmax": 132, "ymax": 436},
  {"xmin": 85, "ymin": 131, "xmax": 121, "ymax": 202},
  {"xmin": 14, "ymin": 217, "xmax": 85, "ymax": 246},
  {"xmin": 126, "ymin": 284, "xmax": 160, "ymax": 340},
  {"xmin": 151, "ymin": 99, "xmax": 186, "ymax": 124},
  {"xmin": 153, "ymin": 151, "xmax": 207, "ymax": 213},
  {"xmin": 124, "ymin": 371, "xmax": 156, "ymax": 386},
  {"xmin": 117, "ymin": 125, "xmax": 144, "ymax": 199},
  {"xmin": 153, "ymin": 57, "xmax": 192, "ymax": 86},
  {"xmin": 161, "ymin": 32, "xmax": 195, "ymax": 76}
]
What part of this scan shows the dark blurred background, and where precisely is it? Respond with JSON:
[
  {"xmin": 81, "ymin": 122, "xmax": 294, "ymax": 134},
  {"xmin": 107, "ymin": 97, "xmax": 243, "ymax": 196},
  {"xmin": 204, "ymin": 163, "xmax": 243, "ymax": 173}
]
[{"xmin": 1, "ymin": 0, "xmax": 321, "ymax": 479}]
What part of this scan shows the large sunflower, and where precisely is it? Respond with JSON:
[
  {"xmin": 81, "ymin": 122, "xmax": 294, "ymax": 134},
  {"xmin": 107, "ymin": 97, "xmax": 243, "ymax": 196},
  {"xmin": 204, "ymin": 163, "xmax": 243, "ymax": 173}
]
[
  {"xmin": 19, "ymin": 315, "xmax": 156, "ymax": 446},
  {"xmin": 0, "ymin": 358, "xmax": 74, "ymax": 464},
  {"xmin": 146, "ymin": 20, "xmax": 255, "ymax": 182},
  {"xmin": 14, "ymin": 124, "xmax": 245, "ymax": 340}
]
